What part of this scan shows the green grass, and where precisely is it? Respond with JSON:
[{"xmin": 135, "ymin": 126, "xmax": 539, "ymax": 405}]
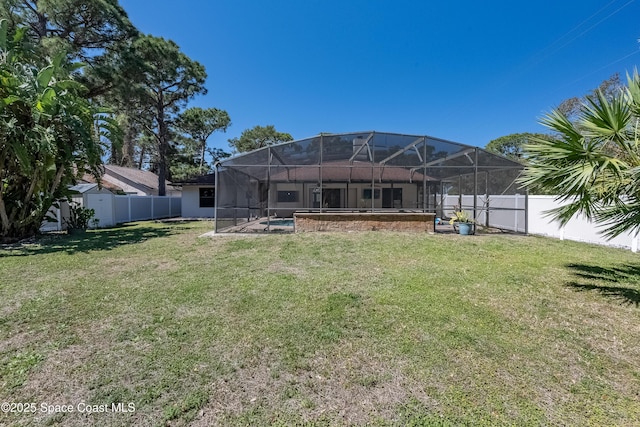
[{"xmin": 0, "ymin": 221, "xmax": 639, "ymax": 426}]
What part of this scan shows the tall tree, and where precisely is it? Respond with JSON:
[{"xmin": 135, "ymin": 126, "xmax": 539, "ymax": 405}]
[
  {"xmin": 486, "ymin": 133, "xmax": 548, "ymax": 162},
  {"xmin": 169, "ymin": 135, "xmax": 231, "ymax": 182},
  {"xmin": 109, "ymin": 112, "xmax": 142, "ymax": 167},
  {"xmin": 175, "ymin": 107, "xmax": 231, "ymax": 169},
  {"xmin": 2, "ymin": 0, "xmax": 141, "ymax": 169},
  {"xmin": 520, "ymin": 72, "xmax": 640, "ymax": 239},
  {"xmin": 1, "ymin": 0, "xmax": 138, "ymax": 96},
  {"xmin": 228, "ymin": 125, "xmax": 293, "ymax": 153},
  {"xmin": 0, "ymin": 20, "xmax": 115, "ymax": 241},
  {"xmin": 557, "ymin": 73, "xmax": 623, "ymax": 121},
  {"xmin": 122, "ymin": 35, "xmax": 207, "ymax": 195}
]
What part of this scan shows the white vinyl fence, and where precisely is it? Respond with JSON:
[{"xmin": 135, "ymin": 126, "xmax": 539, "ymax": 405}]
[
  {"xmin": 113, "ymin": 195, "xmax": 181, "ymax": 224},
  {"xmin": 41, "ymin": 195, "xmax": 181, "ymax": 231},
  {"xmin": 526, "ymin": 195, "xmax": 638, "ymax": 252},
  {"xmin": 441, "ymin": 194, "xmax": 639, "ymax": 252}
]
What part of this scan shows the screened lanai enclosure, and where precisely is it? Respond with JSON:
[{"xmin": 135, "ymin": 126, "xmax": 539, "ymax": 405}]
[{"xmin": 214, "ymin": 131, "xmax": 526, "ymax": 233}]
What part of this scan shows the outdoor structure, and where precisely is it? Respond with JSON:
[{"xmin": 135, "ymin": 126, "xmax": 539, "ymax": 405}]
[
  {"xmin": 213, "ymin": 131, "xmax": 526, "ymax": 233},
  {"xmin": 40, "ymin": 183, "xmax": 113, "ymax": 232}
]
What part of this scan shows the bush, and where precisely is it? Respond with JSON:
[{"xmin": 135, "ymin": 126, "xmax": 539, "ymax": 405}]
[{"xmin": 64, "ymin": 203, "xmax": 95, "ymax": 231}]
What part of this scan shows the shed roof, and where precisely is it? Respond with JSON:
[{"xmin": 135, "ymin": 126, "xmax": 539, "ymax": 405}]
[{"xmin": 69, "ymin": 183, "xmax": 99, "ymax": 193}]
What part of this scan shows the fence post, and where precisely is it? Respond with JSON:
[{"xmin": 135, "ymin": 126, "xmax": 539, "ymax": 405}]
[
  {"xmin": 128, "ymin": 196, "xmax": 132, "ymax": 222},
  {"xmin": 524, "ymin": 190, "xmax": 529, "ymax": 235},
  {"xmin": 485, "ymin": 194, "xmax": 489, "ymax": 227},
  {"xmin": 514, "ymin": 194, "xmax": 519, "ymax": 232}
]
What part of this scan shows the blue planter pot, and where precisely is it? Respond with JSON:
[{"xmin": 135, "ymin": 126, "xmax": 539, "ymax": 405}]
[{"xmin": 458, "ymin": 223, "xmax": 473, "ymax": 235}]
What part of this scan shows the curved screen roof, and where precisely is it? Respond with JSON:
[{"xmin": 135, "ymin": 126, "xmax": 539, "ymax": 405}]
[{"xmin": 218, "ymin": 131, "xmax": 523, "ymax": 181}]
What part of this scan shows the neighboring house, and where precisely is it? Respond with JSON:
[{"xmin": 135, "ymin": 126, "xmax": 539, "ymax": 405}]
[
  {"xmin": 179, "ymin": 173, "xmax": 216, "ymax": 218},
  {"xmin": 84, "ymin": 165, "xmax": 181, "ymax": 196}
]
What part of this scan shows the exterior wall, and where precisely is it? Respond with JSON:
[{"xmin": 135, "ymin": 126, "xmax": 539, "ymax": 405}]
[
  {"xmin": 87, "ymin": 193, "xmax": 116, "ymax": 228},
  {"xmin": 269, "ymin": 182, "xmax": 422, "ymax": 212},
  {"xmin": 269, "ymin": 183, "xmax": 305, "ymax": 214},
  {"xmin": 182, "ymin": 186, "xmax": 216, "ymax": 218},
  {"xmin": 294, "ymin": 212, "xmax": 435, "ymax": 232},
  {"xmin": 40, "ymin": 203, "xmax": 69, "ymax": 232}
]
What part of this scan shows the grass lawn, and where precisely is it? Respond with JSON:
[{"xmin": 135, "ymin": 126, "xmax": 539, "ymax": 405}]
[{"xmin": 0, "ymin": 221, "xmax": 639, "ymax": 426}]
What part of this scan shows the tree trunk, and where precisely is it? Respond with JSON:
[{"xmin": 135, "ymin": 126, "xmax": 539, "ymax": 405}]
[
  {"xmin": 156, "ymin": 98, "xmax": 167, "ymax": 197},
  {"xmin": 110, "ymin": 140, "xmax": 122, "ymax": 165},
  {"xmin": 199, "ymin": 138, "xmax": 206, "ymax": 169},
  {"xmin": 122, "ymin": 121, "xmax": 136, "ymax": 167},
  {"xmin": 138, "ymin": 146, "xmax": 145, "ymax": 169},
  {"xmin": 0, "ymin": 191, "xmax": 10, "ymax": 238}
]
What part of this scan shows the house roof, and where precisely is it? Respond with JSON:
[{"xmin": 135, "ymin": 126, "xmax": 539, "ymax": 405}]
[
  {"xmin": 80, "ymin": 174, "xmax": 124, "ymax": 192},
  {"xmin": 178, "ymin": 173, "xmax": 215, "ymax": 185},
  {"xmin": 103, "ymin": 165, "xmax": 178, "ymax": 192},
  {"xmin": 82, "ymin": 165, "xmax": 179, "ymax": 194}
]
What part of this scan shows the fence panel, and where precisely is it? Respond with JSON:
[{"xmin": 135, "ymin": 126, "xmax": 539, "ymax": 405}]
[
  {"xmin": 527, "ymin": 195, "xmax": 637, "ymax": 251},
  {"xmin": 111, "ymin": 195, "xmax": 182, "ymax": 223},
  {"xmin": 115, "ymin": 196, "xmax": 130, "ymax": 223}
]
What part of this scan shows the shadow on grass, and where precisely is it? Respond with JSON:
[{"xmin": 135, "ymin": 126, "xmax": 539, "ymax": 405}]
[
  {"xmin": 0, "ymin": 224, "xmax": 175, "ymax": 257},
  {"xmin": 566, "ymin": 263, "xmax": 640, "ymax": 306}
]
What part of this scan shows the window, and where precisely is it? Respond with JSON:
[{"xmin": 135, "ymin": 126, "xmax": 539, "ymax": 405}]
[
  {"xmin": 277, "ymin": 191, "xmax": 298, "ymax": 203},
  {"xmin": 362, "ymin": 188, "xmax": 380, "ymax": 199},
  {"xmin": 199, "ymin": 187, "xmax": 215, "ymax": 208}
]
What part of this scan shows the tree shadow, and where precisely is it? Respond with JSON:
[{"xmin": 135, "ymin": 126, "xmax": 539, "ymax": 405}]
[
  {"xmin": 565, "ymin": 263, "xmax": 640, "ymax": 306},
  {"xmin": 0, "ymin": 224, "xmax": 177, "ymax": 257}
]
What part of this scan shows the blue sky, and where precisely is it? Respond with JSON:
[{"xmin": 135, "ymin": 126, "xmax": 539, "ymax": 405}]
[{"xmin": 119, "ymin": 0, "xmax": 640, "ymax": 152}]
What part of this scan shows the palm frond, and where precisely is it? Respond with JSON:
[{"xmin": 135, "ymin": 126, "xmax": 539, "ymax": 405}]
[{"xmin": 520, "ymin": 76, "xmax": 640, "ymax": 239}]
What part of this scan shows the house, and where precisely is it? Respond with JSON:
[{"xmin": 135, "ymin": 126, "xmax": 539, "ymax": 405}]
[
  {"xmin": 178, "ymin": 131, "xmax": 525, "ymax": 231},
  {"xmin": 211, "ymin": 131, "xmax": 525, "ymax": 232}
]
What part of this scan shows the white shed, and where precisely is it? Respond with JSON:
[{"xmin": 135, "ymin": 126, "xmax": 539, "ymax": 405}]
[{"xmin": 40, "ymin": 184, "xmax": 115, "ymax": 232}]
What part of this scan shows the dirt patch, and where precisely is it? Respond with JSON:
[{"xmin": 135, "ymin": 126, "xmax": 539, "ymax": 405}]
[{"xmin": 191, "ymin": 343, "xmax": 437, "ymax": 425}]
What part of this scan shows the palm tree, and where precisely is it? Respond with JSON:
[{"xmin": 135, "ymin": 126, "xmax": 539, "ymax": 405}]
[{"xmin": 520, "ymin": 71, "xmax": 640, "ymax": 239}]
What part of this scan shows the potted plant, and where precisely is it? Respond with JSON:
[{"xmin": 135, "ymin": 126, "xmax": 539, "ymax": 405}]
[
  {"xmin": 449, "ymin": 210, "xmax": 474, "ymax": 235},
  {"xmin": 64, "ymin": 202, "xmax": 96, "ymax": 235}
]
